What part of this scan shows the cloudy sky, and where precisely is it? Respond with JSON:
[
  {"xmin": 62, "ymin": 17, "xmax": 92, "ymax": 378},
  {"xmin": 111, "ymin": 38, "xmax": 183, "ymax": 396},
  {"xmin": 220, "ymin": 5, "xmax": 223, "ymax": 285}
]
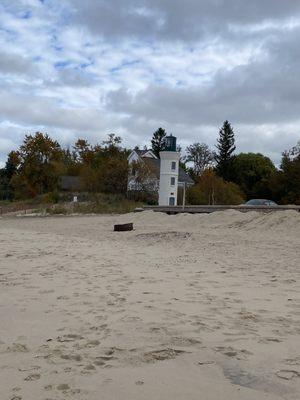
[{"xmin": 1, "ymin": 0, "xmax": 300, "ymax": 166}]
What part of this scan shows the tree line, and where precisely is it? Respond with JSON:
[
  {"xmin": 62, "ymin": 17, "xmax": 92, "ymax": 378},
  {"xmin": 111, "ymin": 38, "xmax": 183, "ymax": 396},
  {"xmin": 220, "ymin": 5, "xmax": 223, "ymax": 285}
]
[
  {"xmin": 0, "ymin": 122, "xmax": 299, "ymax": 205},
  {"xmin": 149, "ymin": 123, "xmax": 300, "ymax": 205},
  {"xmin": 0, "ymin": 133, "xmax": 129, "ymax": 200}
]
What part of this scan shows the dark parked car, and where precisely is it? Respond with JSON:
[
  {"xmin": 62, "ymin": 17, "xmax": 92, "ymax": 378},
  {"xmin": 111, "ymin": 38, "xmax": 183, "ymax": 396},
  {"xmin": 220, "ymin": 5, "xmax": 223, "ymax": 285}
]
[{"xmin": 244, "ymin": 199, "xmax": 278, "ymax": 206}]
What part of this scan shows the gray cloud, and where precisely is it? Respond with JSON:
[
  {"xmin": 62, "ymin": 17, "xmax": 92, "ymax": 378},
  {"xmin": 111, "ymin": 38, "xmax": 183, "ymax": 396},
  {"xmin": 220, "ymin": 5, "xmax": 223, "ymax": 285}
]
[
  {"xmin": 105, "ymin": 22, "xmax": 300, "ymax": 156},
  {"xmin": 0, "ymin": 0, "xmax": 299, "ymax": 166},
  {"xmin": 69, "ymin": 0, "xmax": 300, "ymax": 41},
  {"xmin": 107, "ymin": 45, "xmax": 300, "ymax": 127},
  {"xmin": 0, "ymin": 91, "xmax": 107, "ymax": 133},
  {"xmin": 0, "ymin": 51, "xmax": 35, "ymax": 75}
]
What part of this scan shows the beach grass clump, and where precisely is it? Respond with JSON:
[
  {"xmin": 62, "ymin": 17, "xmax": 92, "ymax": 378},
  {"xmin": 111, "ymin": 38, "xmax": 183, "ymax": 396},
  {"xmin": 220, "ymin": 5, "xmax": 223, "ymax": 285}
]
[{"xmin": 46, "ymin": 193, "xmax": 142, "ymax": 215}]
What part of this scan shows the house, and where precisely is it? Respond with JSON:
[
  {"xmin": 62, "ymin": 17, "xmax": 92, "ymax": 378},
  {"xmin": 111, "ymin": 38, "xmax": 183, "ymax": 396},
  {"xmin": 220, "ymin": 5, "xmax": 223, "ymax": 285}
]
[{"xmin": 127, "ymin": 147, "xmax": 194, "ymax": 203}]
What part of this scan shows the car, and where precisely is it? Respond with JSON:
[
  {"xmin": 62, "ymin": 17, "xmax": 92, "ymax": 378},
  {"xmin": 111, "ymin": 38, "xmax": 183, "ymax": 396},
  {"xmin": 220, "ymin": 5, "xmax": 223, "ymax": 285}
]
[{"xmin": 243, "ymin": 199, "xmax": 278, "ymax": 206}]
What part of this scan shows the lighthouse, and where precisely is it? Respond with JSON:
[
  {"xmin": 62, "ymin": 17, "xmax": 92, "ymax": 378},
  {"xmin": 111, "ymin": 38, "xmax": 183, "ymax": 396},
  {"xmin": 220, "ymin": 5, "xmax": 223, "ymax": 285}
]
[{"xmin": 158, "ymin": 135, "xmax": 180, "ymax": 206}]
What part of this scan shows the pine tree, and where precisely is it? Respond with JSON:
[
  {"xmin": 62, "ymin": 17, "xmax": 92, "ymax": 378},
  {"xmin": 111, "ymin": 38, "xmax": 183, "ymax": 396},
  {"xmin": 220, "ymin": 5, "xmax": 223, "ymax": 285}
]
[
  {"xmin": 4, "ymin": 151, "xmax": 19, "ymax": 180},
  {"xmin": 215, "ymin": 120, "xmax": 236, "ymax": 181},
  {"xmin": 0, "ymin": 151, "xmax": 20, "ymax": 200},
  {"xmin": 151, "ymin": 127, "xmax": 167, "ymax": 158}
]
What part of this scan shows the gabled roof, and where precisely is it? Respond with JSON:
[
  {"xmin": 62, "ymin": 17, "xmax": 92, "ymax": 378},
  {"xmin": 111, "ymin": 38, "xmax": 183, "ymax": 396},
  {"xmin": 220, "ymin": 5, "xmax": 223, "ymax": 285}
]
[
  {"xmin": 135, "ymin": 149, "xmax": 157, "ymax": 158},
  {"xmin": 135, "ymin": 149, "xmax": 148, "ymax": 157}
]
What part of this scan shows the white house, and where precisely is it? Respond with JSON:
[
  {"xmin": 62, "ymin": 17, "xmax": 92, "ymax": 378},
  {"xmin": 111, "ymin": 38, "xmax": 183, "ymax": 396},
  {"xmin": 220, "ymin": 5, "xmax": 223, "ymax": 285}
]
[{"xmin": 127, "ymin": 142, "xmax": 193, "ymax": 204}]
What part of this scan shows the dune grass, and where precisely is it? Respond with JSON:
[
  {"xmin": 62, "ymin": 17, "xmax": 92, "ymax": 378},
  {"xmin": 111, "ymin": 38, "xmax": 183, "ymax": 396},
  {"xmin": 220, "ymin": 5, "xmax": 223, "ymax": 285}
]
[{"xmin": 46, "ymin": 193, "xmax": 143, "ymax": 215}]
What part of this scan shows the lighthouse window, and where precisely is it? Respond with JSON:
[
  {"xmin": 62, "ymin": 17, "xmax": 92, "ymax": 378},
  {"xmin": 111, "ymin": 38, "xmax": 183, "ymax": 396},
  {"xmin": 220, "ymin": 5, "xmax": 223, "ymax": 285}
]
[
  {"xmin": 170, "ymin": 177, "xmax": 176, "ymax": 186},
  {"xmin": 171, "ymin": 161, "xmax": 176, "ymax": 170}
]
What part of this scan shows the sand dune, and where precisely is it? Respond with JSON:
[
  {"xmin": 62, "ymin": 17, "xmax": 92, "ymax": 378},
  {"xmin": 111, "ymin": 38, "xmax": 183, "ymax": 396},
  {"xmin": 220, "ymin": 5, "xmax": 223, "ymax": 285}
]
[{"xmin": 0, "ymin": 210, "xmax": 299, "ymax": 399}]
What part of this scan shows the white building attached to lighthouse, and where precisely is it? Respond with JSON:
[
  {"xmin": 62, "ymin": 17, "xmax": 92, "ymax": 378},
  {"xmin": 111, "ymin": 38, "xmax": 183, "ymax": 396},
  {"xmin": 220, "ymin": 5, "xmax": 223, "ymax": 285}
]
[{"xmin": 127, "ymin": 135, "xmax": 193, "ymax": 205}]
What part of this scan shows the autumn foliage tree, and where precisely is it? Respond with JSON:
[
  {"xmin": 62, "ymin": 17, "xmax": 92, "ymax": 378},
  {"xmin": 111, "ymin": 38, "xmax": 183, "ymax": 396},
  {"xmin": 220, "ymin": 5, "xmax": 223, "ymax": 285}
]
[
  {"xmin": 96, "ymin": 134, "xmax": 129, "ymax": 194},
  {"xmin": 187, "ymin": 169, "xmax": 244, "ymax": 205},
  {"xmin": 73, "ymin": 139, "xmax": 95, "ymax": 165},
  {"xmin": 10, "ymin": 132, "xmax": 64, "ymax": 198},
  {"xmin": 77, "ymin": 134, "xmax": 129, "ymax": 194},
  {"xmin": 129, "ymin": 159, "xmax": 157, "ymax": 192}
]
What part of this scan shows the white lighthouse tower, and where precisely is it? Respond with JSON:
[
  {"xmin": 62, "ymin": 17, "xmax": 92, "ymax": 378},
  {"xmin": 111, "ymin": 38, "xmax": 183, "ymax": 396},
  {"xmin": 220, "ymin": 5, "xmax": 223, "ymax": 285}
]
[{"xmin": 158, "ymin": 135, "xmax": 180, "ymax": 206}]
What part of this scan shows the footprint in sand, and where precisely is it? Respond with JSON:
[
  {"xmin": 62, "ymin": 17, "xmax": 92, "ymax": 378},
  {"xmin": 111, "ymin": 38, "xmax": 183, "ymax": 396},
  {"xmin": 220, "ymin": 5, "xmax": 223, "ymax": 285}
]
[
  {"xmin": 81, "ymin": 364, "xmax": 96, "ymax": 374},
  {"xmin": 24, "ymin": 373, "xmax": 41, "ymax": 381},
  {"xmin": 259, "ymin": 337, "xmax": 282, "ymax": 344},
  {"xmin": 7, "ymin": 343, "xmax": 29, "ymax": 353},
  {"xmin": 285, "ymin": 356, "xmax": 300, "ymax": 366},
  {"xmin": 60, "ymin": 353, "xmax": 82, "ymax": 362},
  {"xmin": 18, "ymin": 366, "xmax": 41, "ymax": 372},
  {"xmin": 198, "ymin": 361, "xmax": 215, "ymax": 366},
  {"xmin": 57, "ymin": 334, "xmax": 83, "ymax": 342},
  {"xmin": 94, "ymin": 359, "xmax": 106, "ymax": 366},
  {"xmin": 57, "ymin": 383, "xmax": 70, "ymax": 391},
  {"xmin": 214, "ymin": 346, "xmax": 253, "ymax": 360},
  {"xmin": 84, "ymin": 340, "xmax": 100, "ymax": 348},
  {"xmin": 143, "ymin": 348, "xmax": 186, "ymax": 363},
  {"xmin": 276, "ymin": 370, "xmax": 300, "ymax": 380}
]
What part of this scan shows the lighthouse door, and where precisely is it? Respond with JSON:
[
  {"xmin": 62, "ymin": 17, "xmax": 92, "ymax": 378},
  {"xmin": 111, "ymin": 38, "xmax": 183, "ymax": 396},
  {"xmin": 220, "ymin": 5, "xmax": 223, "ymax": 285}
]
[{"xmin": 169, "ymin": 197, "xmax": 175, "ymax": 206}]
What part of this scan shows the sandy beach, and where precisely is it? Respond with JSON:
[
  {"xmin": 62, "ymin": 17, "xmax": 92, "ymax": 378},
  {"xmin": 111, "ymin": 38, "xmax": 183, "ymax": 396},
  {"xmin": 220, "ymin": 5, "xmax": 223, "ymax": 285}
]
[{"xmin": 0, "ymin": 210, "xmax": 300, "ymax": 400}]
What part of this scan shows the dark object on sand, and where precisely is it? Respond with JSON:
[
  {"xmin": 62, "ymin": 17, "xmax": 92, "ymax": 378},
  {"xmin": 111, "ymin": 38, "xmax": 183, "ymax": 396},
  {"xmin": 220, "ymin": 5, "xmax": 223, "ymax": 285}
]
[{"xmin": 114, "ymin": 223, "xmax": 133, "ymax": 232}]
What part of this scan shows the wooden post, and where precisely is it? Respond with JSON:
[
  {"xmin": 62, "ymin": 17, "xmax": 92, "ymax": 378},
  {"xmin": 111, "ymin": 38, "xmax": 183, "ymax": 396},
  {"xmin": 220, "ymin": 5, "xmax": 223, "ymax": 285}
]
[{"xmin": 182, "ymin": 182, "xmax": 186, "ymax": 210}]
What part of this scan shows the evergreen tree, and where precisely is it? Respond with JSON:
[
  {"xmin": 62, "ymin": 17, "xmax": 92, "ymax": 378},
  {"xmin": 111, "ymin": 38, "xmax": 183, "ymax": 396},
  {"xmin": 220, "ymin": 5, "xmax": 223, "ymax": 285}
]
[
  {"xmin": 151, "ymin": 127, "xmax": 167, "ymax": 158},
  {"xmin": 0, "ymin": 151, "xmax": 19, "ymax": 200},
  {"xmin": 215, "ymin": 120, "xmax": 236, "ymax": 181}
]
